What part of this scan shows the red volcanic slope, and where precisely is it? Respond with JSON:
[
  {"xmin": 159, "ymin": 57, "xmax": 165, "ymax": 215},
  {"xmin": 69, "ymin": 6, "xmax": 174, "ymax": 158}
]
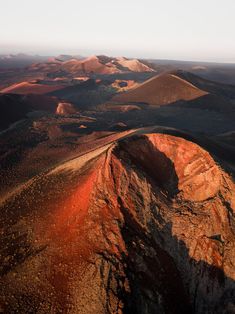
[
  {"xmin": 0, "ymin": 81, "xmax": 65, "ymax": 95},
  {"xmin": 61, "ymin": 56, "xmax": 120, "ymax": 74},
  {"xmin": 120, "ymin": 133, "xmax": 222, "ymax": 201},
  {"xmin": 112, "ymin": 72, "xmax": 208, "ymax": 106},
  {"xmin": 0, "ymin": 129, "xmax": 235, "ymax": 313}
]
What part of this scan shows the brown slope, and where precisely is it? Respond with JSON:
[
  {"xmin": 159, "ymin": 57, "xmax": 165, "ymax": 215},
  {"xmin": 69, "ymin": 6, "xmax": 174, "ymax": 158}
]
[
  {"xmin": 0, "ymin": 81, "xmax": 65, "ymax": 95},
  {"xmin": 116, "ymin": 57, "xmax": 155, "ymax": 72},
  {"xmin": 0, "ymin": 131, "xmax": 235, "ymax": 313},
  {"xmin": 112, "ymin": 72, "xmax": 208, "ymax": 106}
]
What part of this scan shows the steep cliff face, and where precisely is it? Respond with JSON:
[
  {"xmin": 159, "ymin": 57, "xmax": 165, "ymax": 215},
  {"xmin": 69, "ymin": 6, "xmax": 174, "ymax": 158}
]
[
  {"xmin": 0, "ymin": 133, "xmax": 235, "ymax": 313},
  {"xmin": 109, "ymin": 135, "xmax": 235, "ymax": 313},
  {"xmin": 117, "ymin": 134, "xmax": 222, "ymax": 201}
]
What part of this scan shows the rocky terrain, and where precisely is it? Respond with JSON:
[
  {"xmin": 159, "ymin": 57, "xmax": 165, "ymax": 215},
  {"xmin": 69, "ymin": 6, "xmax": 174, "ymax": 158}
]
[
  {"xmin": 0, "ymin": 55, "xmax": 235, "ymax": 313},
  {"xmin": 0, "ymin": 125, "xmax": 235, "ymax": 313},
  {"xmin": 56, "ymin": 102, "xmax": 78, "ymax": 115}
]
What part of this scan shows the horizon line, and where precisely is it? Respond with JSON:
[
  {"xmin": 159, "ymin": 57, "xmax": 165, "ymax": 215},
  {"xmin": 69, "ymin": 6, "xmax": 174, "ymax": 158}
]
[{"xmin": 0, "ymin": 51, "xmax": 235, "ymax": 65}]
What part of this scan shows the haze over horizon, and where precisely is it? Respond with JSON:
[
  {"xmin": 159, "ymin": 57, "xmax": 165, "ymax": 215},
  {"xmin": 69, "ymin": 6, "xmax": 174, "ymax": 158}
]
[{"xmin": 1, "ymin": 0, "xmax": 235, "ymax": 63}]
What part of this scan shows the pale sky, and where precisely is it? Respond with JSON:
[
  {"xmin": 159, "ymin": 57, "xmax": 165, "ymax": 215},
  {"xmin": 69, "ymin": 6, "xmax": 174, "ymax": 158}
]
[{"xmin": 1, "ymin": 0, "xmax": 235, "ymax": 62}]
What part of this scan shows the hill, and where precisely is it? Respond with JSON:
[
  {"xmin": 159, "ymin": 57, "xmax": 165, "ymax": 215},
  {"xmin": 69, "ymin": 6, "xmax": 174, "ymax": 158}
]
[
  {"xmin": 61, "ymin": 55, "xmax": 119, "ymax": 74},
  {"xmin": 28, "ymin": 55, "xmax": 155, "ymax": 76},
  {"xmin": 112, "ymin": 72, "xmax": 208, "ymax": 106}
]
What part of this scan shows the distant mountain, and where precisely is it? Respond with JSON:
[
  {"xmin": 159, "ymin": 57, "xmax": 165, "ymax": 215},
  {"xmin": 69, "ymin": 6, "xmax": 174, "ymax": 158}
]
[
  {"xmin": 144, "ymin": 59, "xmax": 235, "ymax": 85},
  {"xmin": 54, "ymin": 54, "xmax": 84, "ymax": 62},
  {"xmin": 191, "ymin": 65, "xmax": 235, "ymax": 85},
  {"xmin": 0, "ymin": 54, "xmax": 50, "ymax": 69},
  {"xmin": 28, "ymin": 55, "xmax": 155, "ymax": 75}
]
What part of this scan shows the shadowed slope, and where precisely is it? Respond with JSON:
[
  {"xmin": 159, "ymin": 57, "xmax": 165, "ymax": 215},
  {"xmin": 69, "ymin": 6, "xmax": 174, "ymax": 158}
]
[
  {"xmin": 0, "ymin": 93, "xmax": 59, "ymax": 130},
  {"xmin": 174, "ymin": 70, "xmax": 235, "ymax": 99}
]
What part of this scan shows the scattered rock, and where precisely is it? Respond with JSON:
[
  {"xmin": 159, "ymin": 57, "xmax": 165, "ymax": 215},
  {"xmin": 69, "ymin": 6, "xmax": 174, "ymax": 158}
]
[{"xmin": 56, "ymin": 102, "xmax": 77, "ymax": 115}]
